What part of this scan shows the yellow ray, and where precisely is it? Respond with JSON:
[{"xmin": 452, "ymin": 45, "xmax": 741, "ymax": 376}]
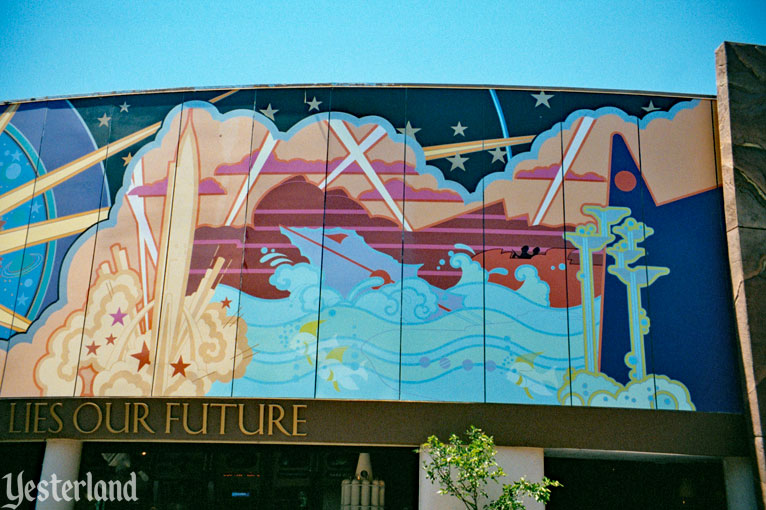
[
  {"xmin": 0, "ymin": 208, "xmax": 109, "ymax": 256},
  {"xmin": 423, "ymin": 134, "xmax": 535, "ymax": 160},
  {"xmin": 0, "ymin": 123, "xmax": 160, "ymax": 216},
  {"xmin": 0, "ymin": 90, "xmax": 238, "ymax": 217},
  {"xmin": 0, "ymin": 103, "xmax": 19, "ymax": 136},
  {"xmin": 0, "ymin": 303, "xmax": 31, "ymax": 333}
]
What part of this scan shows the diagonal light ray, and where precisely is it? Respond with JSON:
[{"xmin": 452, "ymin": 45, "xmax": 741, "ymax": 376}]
[
  {"xmin": 0, "ymin": 303, "xmax": 31, "ymax": 333},
  {"xmin": 0, "ymin": 91, "xmax": 237, "ymax": 217},
  {"xmin": 329, "ymin": 119, "xmax": 412, "ymax": 231},
  {"xmin": 0, "ymin": 103, "xmax": 19, "ymax": 136},
  {"xmin": 423, "ymin": 134, "xmax": 535, "ymax": 160},
  {"xmin": 0, "ymin": 208, "xmax": 109, "ymax": 256},
  {"xmin": 531, "ymin": 117, "xmax": 595, "ymax": 225}
]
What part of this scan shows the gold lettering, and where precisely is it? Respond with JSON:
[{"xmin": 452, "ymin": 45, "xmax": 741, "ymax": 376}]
[
  {"xmin": 32, "ymin": 403, "xmax": 47, "ymax": 433},
  {"xmin": 210, "ymin": 403, "xmax": 236, "ymax": 434},
  {"xmin": 24, "ymin": 402, "xmax": 31, "ymax": 433},
  {"xmin": 73, "ymin": 402, "xmax": 102, "ymax": 434},
  {"xmin": 8, "ymin": 403, "xmax": 21, "ymax": 433},
  {"xmin": 165, "ymin": 403, "xmax": 180, "ymax": 434},
  {"xmin": 292, "ymin": 405, "xmax": 307, "ymax": 437},
  {"xmin": 48, "ymin": 402, "xmax": 63, "ymax": 433},
  {"xmin": 182, "ymin": 403, "xmax": 208, "ymax": 435},
  {"xmin": 132, "ymin": 402, "xmax": 155, "ymax": 434},
  {"xmin": 237, "ymin": 403, "xmax": 264, "ymax": 436},
  {"xmin": 105, "ymin": 403, "xmax": 130, "ymax": 434},
  {"xmin": 268, "ymin": 404, "xmax": 290, "ymax": 436}
]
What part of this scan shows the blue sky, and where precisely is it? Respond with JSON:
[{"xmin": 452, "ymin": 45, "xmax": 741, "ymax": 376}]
[{"xmin": 2, "ymin": 0, "xmax": 765, "ymax": 101}]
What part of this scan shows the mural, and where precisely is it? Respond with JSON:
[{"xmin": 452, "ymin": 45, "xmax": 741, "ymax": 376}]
[{"xmin": 0, "ymin": 86, "xmax": 741, "ymax": 412}]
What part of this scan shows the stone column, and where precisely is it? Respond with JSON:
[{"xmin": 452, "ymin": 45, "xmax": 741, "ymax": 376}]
[
  {"xmin": 716, "ymin": 41, "xmax": 766, "ymax": 508},
  {"xmin": 418, "ymin": 447, "xmax": 545, "ymax": 510},
  {"xmin": 725, "ymin": 457, "xmax": 757, "ymax": 510},
  {"xmin": 36, "ymin": 439, "xmax": 83, "ymax": 510}
]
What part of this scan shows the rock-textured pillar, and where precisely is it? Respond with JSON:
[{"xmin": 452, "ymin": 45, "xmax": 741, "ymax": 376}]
[{"xmin": 716, "ymin": 41, "xmax": 766, "ymax": 508}]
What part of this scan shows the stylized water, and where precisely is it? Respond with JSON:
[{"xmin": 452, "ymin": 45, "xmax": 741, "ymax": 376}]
[{"xmin": 208, "ymin": 227, "xmax": 591, "ymax": 404}]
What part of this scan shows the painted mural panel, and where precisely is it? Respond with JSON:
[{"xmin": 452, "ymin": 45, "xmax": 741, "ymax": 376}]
[
  {"xmin": 230, "ymin": 88, "xmax": 333, "ymax": 398},
  {"xmin": 0, "ymin": 86, "xmax": 741, "ymax": 413},
  {"xmin": 0, "ymin": 99, "xmax": 112, "ymax": 397},
  {"xmin": 637, "ymin": 98, "xmax": 741, "ymax": 412},
  {"xmin": 0, "ymin": 101, "xmax": 49, "ymax": 392},
  {"xmin": 17, "ymin": 97, "xmax": 114, "ymax": 397},
  {"xmin": 314, "ymin": 88, "xmax": 406, "ymax": 400},
  {"xmin": 482, "ymin": 89, "xmax": 570, "ymax": 406},
  {"xmin": 397, "ymin": 88, "xmax": 488, "ymax": 401},
  {"xmin": 182, "ymin": 90, "xmax": 256, "ymax": 398}
]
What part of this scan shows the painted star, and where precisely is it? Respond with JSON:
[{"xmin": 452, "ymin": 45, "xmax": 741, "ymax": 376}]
[
  {"xmin": 488, "ymin": 146, "xmax": 506, "ymax": 163},
  {"xmin": 221, "ymin": 297, "xmax": 232, "ymax": 309},
  {"xmin": 11, "ymin": 150, "xmax": 21, "ymax": 161},
  {"xmin": 85, "ymin": 341, "xmax": 100, "ymax": 355},
  {"xmin": 306, "ymin": 96, "xmax": 322, "ymax": 112},
  {"xmin": 105, "ymin": 334, "xmax": 116, "ymax": 345},
  {"xmin": 259, "ymin": 104, "xmax": 278, "ymax": 121},
  {"xmin": 642, "ymin": 100, "xmax": 660, "ymax": 113},
  {"xmin": 16, "ymin": 294, "xmax": 29, "ymax": 306},
  {"xmin": 30, "ymin": 202, "xmax": 42, "ymax": 214},
  {"xmin": 450, "ymin": 121, "xmax": 467, "ymax": 137},
  {"xmin": 130, "ymin": 342, "xmax": 151, "ymax": 372},
  {"xmin": 110, "ymin": 308, "xmax": 127, "ymax": 326},
  {"xmin": 447, "ymin": 153, "xmax": 469, "ymax": 171},
  {"xmin": 531, "ymin": 91, "xmax": 554, "ymax": 108},
  {"xmin": 97, "ymin": 113, "xmax": 111, "ymax": 127},
  {"xmin": 170, "ymin": 356, "xmax": 191, "ymax": 377},
  {"xmin": 119, "ymin": 101, "xmax": 130, "ymax": 113},
  {"xmin": 122, "ymin": 153, "xmax": 133, "ymax": 167},
  {"xmin": 397, "ymin": 121, "xmax": 421, "ymax": 139}
]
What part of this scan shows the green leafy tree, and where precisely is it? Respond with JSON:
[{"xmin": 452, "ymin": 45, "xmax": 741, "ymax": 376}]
[{"xmin": 419, "ymin": 426, "xmax": 561, "ymax": 510}]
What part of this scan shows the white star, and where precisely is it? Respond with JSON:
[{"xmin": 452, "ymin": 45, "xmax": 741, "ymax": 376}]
[
  {"xmin": 642, "ymin": 100, "xmax": 660, "ymax": 113},
  {"xmin": 447, "ymin": 153, "xmax": 468, "ymax": 171},
  {"xmin": 97, "ymin": 113, "xmax": 111, "ymax": 127},
  {"xmin": 17, "ymin": 294, "xmax": 29, "ymax": 306},
  {"xmin": 119, "ymin": 101, "xmax": 130, "ymax": 113},
  {"xmin": 451, "ymin": 121, "xmax": 467, "ymax": 137},
  {"xmin": 531, "ymin": 91, "xmax": 554, "ymax": 108},
  {"xmin": 397, "ymin": 121, "xmax": 421, "ymax": 139},
  {"xmin": 259, "ymin": 104, "xmax": 278, "ymax": 121},
  {"xmin": 11, "ymin": 150, "xmax": 21, "ymax": 161},
  {"xmin": 306, "ymin": 96, "xmax": 322, "ymax": 112},
  {"xmin": 488, "ymin": 146, "xmax": 506, "ymax": 163},
  {"xmin": 30, "ymin": 201, "xmax": 42, "ymax": 214}
]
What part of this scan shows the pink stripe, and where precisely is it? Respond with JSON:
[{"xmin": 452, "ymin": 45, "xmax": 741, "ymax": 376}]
[{"xmin": 189, "ymin": 268, "xmax": 276, "ymax": 274}]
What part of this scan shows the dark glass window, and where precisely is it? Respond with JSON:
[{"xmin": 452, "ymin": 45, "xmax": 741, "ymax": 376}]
[
  {"xmin": 76, "ymin": 442, "xmax": 417, "ymax": 510},
  {"xmin": 545, "ymin": 456, "xmax": 727, "ymax": 510}
]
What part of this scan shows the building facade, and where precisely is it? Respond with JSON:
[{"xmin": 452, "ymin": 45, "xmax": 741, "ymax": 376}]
[{"xmin": 0, "ymin": 45, "xmax": 763, "ymax": 508}]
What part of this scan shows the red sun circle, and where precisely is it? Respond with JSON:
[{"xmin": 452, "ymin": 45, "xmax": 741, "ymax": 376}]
[{"xmin": 615, "ymin": 170, "xmax": 637, "ymax": 192}]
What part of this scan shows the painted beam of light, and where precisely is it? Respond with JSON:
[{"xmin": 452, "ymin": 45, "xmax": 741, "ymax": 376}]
[
  {"xmin": 531, "ymin": 116, "xmax": 595, "ymax": 226},
  {"xmin": 319, "ymin": 124, "xmax": 386, "ymax": 189},
  {"xmin": 126, "ymin": 158, "xmax": 159, "ymax": 319},
  {"xmin": 489, "ymin": 89, "xmax": 511, "ymax": 159},
  {"xmin": 0, "ymin": 208, "xmax": 110, "ymax": 256},
  {"xmin": 0, "ymin": 303, "xmax": 31, "ymax": 333},
  {"xmin": 423, "ymin": 135, "xmax": 535, "ymax": 160},
  {"xmin": 328, "ymin": 119, "xmax": 412, "ymax": 231},
  {"xmin": 0, "ymin": 90, "xmax": 237, "ymax": 217},
  {"xmin": 0, "ymin": 103, "xmax": 19, "ymax": 137},
  {"xmin": 224, "ymin": 133, "xmax": 277, "ymax": 226}
]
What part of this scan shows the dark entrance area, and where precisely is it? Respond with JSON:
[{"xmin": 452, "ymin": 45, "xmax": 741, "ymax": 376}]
[
  {"xmin": 544, "ymin": 455, "xmax": 727, "ymax": 510},
  {"xmin": 76, "ymin": 442, "xmax": 418, "ymax": 510}
]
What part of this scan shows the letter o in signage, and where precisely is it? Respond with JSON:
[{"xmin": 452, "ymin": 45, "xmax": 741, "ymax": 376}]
[{"xmin": 73, "ymin": 402, "xmax": 103, "ymax": 434}]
